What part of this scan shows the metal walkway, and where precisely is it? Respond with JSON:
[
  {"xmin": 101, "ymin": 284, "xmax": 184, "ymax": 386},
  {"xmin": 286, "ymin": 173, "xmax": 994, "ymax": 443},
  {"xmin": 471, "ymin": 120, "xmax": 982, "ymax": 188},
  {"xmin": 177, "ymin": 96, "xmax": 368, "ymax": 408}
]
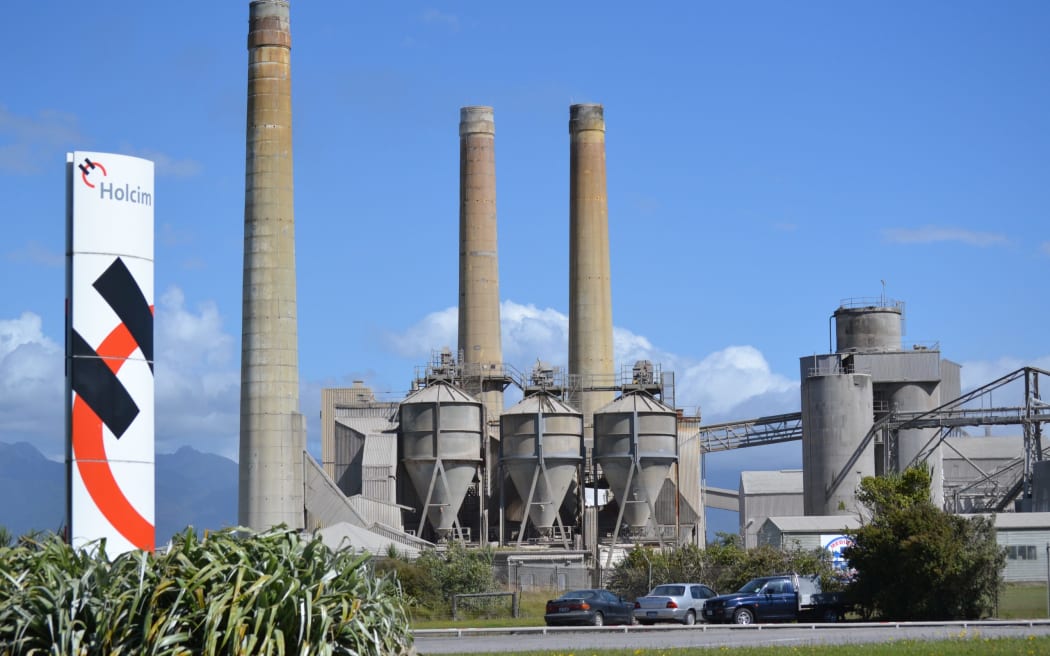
[{"xmin": 684, "ymin": 366, "xmax": 1050, "ymax": 510}]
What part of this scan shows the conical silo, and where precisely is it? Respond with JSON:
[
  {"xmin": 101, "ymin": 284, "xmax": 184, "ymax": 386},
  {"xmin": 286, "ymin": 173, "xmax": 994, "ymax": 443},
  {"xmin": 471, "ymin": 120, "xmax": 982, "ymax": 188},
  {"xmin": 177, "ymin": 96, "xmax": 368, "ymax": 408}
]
[
  {"xmin": 399, "ymin": 381, "xmax": 483, "ymax": 539},
  {"xmin": 593, "ymin": 391, "xmax": 678, "ymax": 531},
  {"xmin": 500, "ymin": 392, "xmax": 583, "ymax": 539}
]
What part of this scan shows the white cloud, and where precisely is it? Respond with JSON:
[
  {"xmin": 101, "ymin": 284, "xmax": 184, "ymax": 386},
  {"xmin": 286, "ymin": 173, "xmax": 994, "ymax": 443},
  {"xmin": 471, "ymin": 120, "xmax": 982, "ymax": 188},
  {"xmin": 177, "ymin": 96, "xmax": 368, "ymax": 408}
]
[
  {"xmin": 882, "ymin": 226, "xmax": 1008, "ymax": 247},
  {"xmin": 122, "ymin": 147, "xmax": 202, "ymax": 178},
  {"xmin": 0, "ymin": 106, "xmax": 83, "ymax": 175},
  {"xmin": 384, "ymin": 306, "xmax": 458, "ymax": 358},
  {"xmin": 675, "ymin": 346, "xmax": 799, "ymax": 419},
  {"xmin": 3, "ymin": 241, "xmax": 64, "ymax": 268},
  {"xmin": 0, "ymin": 288, "xmax": 243, "ymax": 460},
  {"xmin": 386, "ymin": 301, "xmax": 800, "ymax": 421},
  {"xmin": 153, "ymin": 287, "xmax": 239, "ymax": 458},
  {"xmin": 421, "ymin": 9, "xmax": 460, "ymax": 31},
  {"xmin": 0, "ymin": 312, "xmax": 64, "ymax": 457}
]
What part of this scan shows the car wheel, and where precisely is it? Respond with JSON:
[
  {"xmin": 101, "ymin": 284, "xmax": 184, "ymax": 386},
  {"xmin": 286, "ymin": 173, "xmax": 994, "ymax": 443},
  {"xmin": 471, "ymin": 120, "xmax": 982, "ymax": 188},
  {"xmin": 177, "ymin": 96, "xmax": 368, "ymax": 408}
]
[
  {"xmin": 683, "ymin": 610, "xmax": 696, "ymax": 626},
  {"xmin": 822, "ymin": 608, "xmax": 839, "ymax": 623},
  {"xmin": 591, "ymin": 611, "xmax": 604, "ymax": 627},
  {"xmin": 733, "ymin": 608, "xmax": 754, "ymax": 625}
]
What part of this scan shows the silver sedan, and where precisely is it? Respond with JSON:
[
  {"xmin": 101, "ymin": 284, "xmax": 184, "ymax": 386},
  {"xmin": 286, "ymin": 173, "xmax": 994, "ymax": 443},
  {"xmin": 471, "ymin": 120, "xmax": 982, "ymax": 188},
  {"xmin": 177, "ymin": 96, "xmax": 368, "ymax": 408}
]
[{"xmin": 633, "ymin": 583, "xmax": 717, "ymax": 625}]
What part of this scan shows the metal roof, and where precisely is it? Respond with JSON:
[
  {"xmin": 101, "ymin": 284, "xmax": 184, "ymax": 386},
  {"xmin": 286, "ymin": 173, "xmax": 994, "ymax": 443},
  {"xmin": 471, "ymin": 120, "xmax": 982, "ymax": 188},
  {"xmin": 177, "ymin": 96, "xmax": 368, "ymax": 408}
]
[
  {"xmin": 740, "ymin": 470, "xmax": 803, "ymax": 495},
  {"xmin": 361, "ymin": 432, "xmax": 398, "ymax": 468},
  {"xmin": 400, "ymin": 380, "xmax": 479, "ymax": 405},
  {"xmin": 991, "ymin": 512, "xmax": 1050, "ymax": 529},
  {"xmin": 597, "ymin": 390, "xmax": 675, "ymax": 414},
  {"xmin": 315, "ymin": 521, "xmax": 423, "ymax": 558},
  {"xmin": 503, "ymin": 391, "xmax": 580, "ymax": 416},
  {"xmin": 761, "ymin": 515, "xmax": 861, "ymax": 533},
  {"xmin": 943, "ymin": 436, "xmax": 1023, "ymax": 461},
  {"xmin": 334, "ymin": 416, "xmax": 396, "ymax": 437}
]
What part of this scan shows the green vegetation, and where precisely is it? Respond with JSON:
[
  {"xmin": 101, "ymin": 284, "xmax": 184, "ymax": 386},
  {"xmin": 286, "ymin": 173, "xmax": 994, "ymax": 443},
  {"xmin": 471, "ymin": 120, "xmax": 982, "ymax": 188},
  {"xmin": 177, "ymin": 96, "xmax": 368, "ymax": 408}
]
[
  {"xmin": 998, "ymin": 583, "xmax": 1050, "ymax": 620},
  {"xmin": 0, "ymin": 527, "xmax": 411, "ymax": 655},
  {"xmin": 846, "ymin": 466, "xmax": 1006, "ymax": 620},
  {"xmin": 432, "ymin": 636, "xmax": 1050, "ymax": 656},
  {"xmin": 376, "ymin": 540, "xmax": 497, "ymax": 620},
  {"xmin": 606, "ymin": 535, "xmax": 842, "ymax": 601}
]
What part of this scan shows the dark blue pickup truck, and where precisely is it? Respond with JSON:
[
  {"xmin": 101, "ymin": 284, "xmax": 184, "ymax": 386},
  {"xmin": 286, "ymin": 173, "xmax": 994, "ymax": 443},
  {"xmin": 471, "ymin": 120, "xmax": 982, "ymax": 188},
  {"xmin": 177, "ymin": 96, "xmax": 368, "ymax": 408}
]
[{"xmin": 701, "ymin": 573, "xmax": 848, "ymax": 624}]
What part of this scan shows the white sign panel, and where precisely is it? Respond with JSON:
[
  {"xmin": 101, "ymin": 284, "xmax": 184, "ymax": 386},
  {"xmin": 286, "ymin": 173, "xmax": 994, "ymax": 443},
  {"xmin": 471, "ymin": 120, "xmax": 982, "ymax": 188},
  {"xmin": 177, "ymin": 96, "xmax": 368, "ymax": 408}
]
[{"xmin": 67, "ymin": 151, "xmax": 155, "ymax": 554}]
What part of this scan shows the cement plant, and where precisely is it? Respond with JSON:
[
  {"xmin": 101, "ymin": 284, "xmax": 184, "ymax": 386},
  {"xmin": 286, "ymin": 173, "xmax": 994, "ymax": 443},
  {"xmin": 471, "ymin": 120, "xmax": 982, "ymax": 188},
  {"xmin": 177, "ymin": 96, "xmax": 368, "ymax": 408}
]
[{"xmin": 235, "ymin": 0, "xmax": 1050, "ymax": 585}]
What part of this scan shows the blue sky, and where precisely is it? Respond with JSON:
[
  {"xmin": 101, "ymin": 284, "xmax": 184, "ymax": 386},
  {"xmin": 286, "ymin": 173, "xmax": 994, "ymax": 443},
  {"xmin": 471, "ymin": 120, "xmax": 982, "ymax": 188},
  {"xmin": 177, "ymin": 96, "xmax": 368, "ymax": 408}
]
[{"xmin": 2, "ymin": 1, "xmax": 1048, "ymax": 536}]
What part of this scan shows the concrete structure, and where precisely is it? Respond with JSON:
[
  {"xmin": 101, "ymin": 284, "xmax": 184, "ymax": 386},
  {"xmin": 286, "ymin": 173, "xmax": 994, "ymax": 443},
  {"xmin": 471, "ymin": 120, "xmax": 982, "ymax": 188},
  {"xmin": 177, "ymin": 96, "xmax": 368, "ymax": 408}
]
[
  {"xmin": 238, "ymin": 0, "xmax": 306, "ymax": 530},
  {"xmin": 760, "ymin": 512, "xmax": 1050, "ymax": 583},
  {"xmin": 739, "ymin": 470, "xmax": 804, "ymax": 549},
  {"xmin": 320, "ymin": 382, "xmax": 398, "ymax": 487},
  {"xmin": 458, "ymin": 106, "xmax": 505, "ymax": 428},
  {"xmin": 796, "ymin": 299, "xmax": 951, "ymax": 516},
  {"xmin": 500, "ymin": 391, "xmax": 583, "ymax": 542},
  {"xmin": 593, "ymin": 391, "xmax": 678, "ymax": 536},
  {"xmin": 399, "ymin": 381, "xmax": 484, "ymax": 540},
  {"xmin": 800, "ymin": 369, "xmax": 875, "ymax": 516},
  {"xmin": 568, "ymin": 104, "xmax": 615, "ymax": 437}
]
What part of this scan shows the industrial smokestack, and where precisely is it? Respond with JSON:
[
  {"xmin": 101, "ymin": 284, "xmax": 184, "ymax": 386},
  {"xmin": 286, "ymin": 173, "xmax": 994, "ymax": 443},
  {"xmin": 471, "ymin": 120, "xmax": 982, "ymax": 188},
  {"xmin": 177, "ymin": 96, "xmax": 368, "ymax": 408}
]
[
  {"xmin": 239, "ymin": 0, "xmax": 305, "ymax": 530},
  {"xmin": 458, "ymin": 106, "xmax": 504, "ymax": 426},
  {"xmin": 568, "ymin": 103, "xmax": 615, "ymax": 435}
]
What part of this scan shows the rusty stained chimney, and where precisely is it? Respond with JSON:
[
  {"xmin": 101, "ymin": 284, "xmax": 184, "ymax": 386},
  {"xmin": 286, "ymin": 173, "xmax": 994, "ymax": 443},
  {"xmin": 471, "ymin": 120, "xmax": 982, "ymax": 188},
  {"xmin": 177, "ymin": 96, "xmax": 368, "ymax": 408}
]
[
  {"xmin": 238, "ymin": 0, "xmax": 305, "ymax": 531},
  {"xmin": 568, "ymin": 103, "xmax": 615, "ymax": 439}
]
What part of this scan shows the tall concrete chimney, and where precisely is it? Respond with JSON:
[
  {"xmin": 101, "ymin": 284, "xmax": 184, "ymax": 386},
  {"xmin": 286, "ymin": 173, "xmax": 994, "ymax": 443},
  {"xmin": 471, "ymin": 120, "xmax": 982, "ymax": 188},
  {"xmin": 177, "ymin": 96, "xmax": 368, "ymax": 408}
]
[
  {"xmin": 458, "ymin": 106, "xmax": 504, "ymax": 426},
  {"xmin": 239, "ymin": 0, "xmax": 305, "ymax": 531},
  {"xmin": 568, "ymin": 103, "xmax": 615, "ymax": 435}
]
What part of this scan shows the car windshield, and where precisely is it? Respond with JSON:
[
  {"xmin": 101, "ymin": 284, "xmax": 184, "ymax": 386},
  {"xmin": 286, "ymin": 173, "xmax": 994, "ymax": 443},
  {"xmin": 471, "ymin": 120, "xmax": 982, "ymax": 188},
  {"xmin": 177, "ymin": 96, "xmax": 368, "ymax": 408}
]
[
  {"xmin": 737, "ymin": 578, "xmax": 769, "ymax": 594},
  {"xmin": 652, "ymin": 585, "xmax": 685, "ymax": 596},
  {"xmin": 560, "ymin": 590, "xmax": 595, "ymax": 600}
]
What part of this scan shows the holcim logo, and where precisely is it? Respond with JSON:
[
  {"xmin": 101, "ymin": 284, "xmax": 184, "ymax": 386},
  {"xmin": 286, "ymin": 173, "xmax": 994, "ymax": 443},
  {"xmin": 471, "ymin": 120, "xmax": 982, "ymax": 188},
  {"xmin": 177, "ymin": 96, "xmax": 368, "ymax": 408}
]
[{"xmin": 78, "ymin": 157, "xmax": 153, "ymax": 207}]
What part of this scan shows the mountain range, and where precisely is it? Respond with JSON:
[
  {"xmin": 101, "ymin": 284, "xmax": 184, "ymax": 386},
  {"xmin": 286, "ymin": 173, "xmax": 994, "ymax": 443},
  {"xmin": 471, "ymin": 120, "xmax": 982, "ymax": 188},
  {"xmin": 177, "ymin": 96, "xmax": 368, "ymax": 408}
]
[{"xmin": 0, "ymin": 441, "xmax": 238, "ymax": 544}]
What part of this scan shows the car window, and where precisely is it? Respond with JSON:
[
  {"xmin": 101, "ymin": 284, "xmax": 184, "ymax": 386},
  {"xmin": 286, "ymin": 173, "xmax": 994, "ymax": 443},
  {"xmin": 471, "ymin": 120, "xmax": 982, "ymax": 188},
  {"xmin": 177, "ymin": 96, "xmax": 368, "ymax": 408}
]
[
  {"xmin": 700, "ymin": 586, "xmax": 715, "ymax": 598},
  {"xmin": 690, "ymin": 586, "xmax": 702, "ymax": 599},
  {"xmin": 561, "ymin": 590, "xmax": 594, "ymax": 600},
  {"xmin": 738, "ymin": 579, "xmax": 766, "ymax": 594},
  {"xmin": 653, "ymin": 585, "xmax": 685, "ymax": 596}
]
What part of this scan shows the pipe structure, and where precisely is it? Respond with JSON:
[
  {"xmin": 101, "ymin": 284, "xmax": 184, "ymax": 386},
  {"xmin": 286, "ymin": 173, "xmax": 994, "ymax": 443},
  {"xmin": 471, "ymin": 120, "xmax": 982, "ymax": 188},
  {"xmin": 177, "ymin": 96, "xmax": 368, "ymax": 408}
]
[
  {"xmin": 568, "ymin": 104, "xmax": 615, "ymax": 437},
  {"xmin": 238, "ymin": 0, "xmax": 305, "ymax": 530},
  {"xmin": 458, "ymin": 106, "xmax": 504, "ymax": 427}
]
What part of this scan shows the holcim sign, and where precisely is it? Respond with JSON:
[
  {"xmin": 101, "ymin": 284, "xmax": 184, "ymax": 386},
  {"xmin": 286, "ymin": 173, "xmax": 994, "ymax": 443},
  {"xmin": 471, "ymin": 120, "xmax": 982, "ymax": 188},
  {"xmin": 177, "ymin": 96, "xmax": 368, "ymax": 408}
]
[{"xmin": 66, "ymin": 151, "xmax": 155, "ymax": 554}]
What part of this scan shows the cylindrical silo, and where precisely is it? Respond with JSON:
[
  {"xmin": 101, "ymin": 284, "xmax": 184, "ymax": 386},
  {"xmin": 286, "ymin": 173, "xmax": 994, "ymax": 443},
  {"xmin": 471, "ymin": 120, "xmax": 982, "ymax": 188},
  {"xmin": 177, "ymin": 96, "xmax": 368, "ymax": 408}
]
[
  {"xmin": 399, "ymin": 382, "xmax": 483, "ymax": 539},
  {"xmin": 834, "ymin": 303, "xmax": 902, "ymax": 353},
  {"xmin": 593, "ymin": 391, "xmax": 678, "ymax": 532},
  {"xmin": 500, "ymin": 392, "xmax": 583, "ymax": 538},
  {"xmin": 888, "ymin": 382, "xmax": 943, "ymax": 507},
  {"xmin": 801, "ymin": 370, "xmax": 875, "ymax": 516}
]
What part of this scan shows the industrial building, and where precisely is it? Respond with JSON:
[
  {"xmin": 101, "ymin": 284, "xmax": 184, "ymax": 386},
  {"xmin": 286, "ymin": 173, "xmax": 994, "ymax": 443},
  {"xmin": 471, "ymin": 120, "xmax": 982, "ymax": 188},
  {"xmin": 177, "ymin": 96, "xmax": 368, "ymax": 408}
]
[{"xmin": 234, "ymin": 1, "xmax": 1050, "ymax": 587}]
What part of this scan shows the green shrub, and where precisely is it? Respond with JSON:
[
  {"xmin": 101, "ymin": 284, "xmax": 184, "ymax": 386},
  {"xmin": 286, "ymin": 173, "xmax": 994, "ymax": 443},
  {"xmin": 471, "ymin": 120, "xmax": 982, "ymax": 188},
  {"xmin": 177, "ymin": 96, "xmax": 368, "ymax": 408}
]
[{"xmin": 0, "ymin": 527, "xmax": 412, "ymax": 655}]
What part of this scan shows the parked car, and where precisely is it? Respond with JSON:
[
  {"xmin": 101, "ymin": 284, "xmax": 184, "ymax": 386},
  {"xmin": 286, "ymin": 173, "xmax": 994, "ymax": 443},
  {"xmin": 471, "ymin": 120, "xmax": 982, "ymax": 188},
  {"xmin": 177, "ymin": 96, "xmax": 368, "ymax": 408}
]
[
  {"xmin": 544, "ymin": 589, "xmax": 634, "ymax": 627},
  {"xmin": 702, "ymin": 573, "xmax": 849, "ymax": 624},
  {"xmin": 633, "ymin": 583, "xmax": 717, "ymax": 625}
]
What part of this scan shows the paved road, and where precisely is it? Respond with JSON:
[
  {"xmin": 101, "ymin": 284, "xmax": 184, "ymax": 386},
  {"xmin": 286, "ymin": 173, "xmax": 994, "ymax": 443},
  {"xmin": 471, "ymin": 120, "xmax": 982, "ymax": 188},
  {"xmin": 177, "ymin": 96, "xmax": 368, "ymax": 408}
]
[{"xmin": 414, "ymin": 620, "xmax": 1050, "ymax": 654}]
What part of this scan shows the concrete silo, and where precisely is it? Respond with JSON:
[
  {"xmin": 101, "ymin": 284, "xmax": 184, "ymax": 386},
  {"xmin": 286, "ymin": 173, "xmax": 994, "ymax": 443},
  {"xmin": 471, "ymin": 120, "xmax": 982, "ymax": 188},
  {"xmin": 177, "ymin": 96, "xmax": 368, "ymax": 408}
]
[
  {"xmin": 593, "ymin": 391, "xmax": 678, "ymax": 538},
  {"xmin": 399, "ymin": 381, "xmax": 484, "ymax": 541},
  {"xmin": 500, "ymin": 391, "xmax": 583, "ymax": 546},
  {"xmin": 800, "ymin": 366, "xmax": 875, "ymax": 516},
  {"xmin": 834, "ymin": 299, "xmax": 945, "ymax": 506}
]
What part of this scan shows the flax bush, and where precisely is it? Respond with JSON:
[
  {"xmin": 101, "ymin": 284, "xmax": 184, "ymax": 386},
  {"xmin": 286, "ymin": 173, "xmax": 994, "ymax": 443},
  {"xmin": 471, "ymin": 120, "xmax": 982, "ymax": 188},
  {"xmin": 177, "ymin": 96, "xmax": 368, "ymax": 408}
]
[{"xmin": 0, "ymin": 527, "xmax": 412, "ymax": 655}]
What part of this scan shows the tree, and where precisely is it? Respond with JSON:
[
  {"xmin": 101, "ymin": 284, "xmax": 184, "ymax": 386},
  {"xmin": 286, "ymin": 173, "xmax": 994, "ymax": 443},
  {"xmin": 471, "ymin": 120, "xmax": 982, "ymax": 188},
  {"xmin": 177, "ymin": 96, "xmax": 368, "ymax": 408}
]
[
  {"xmin": 607, "ymin": 540, "xmax": 840, "ymax": 600},
  {"xmin": 845, "ymin": 466, "xmax": 1005, "ymax": 620}
]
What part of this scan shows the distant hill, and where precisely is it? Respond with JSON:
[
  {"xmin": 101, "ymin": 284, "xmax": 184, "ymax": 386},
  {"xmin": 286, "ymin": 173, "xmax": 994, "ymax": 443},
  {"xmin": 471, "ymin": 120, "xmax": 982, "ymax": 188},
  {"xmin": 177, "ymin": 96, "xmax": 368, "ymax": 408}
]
[{"xmin": 0, "ymin": 442, "xmax": 238, "ymax": 544}]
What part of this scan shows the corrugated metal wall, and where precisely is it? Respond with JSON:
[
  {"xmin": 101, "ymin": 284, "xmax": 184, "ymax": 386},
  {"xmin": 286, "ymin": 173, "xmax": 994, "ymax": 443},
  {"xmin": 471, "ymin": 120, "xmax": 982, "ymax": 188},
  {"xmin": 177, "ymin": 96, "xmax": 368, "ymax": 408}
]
[{"xmin": 998, "ymin": 529, "xmax": 1050, "ymax": 582}]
